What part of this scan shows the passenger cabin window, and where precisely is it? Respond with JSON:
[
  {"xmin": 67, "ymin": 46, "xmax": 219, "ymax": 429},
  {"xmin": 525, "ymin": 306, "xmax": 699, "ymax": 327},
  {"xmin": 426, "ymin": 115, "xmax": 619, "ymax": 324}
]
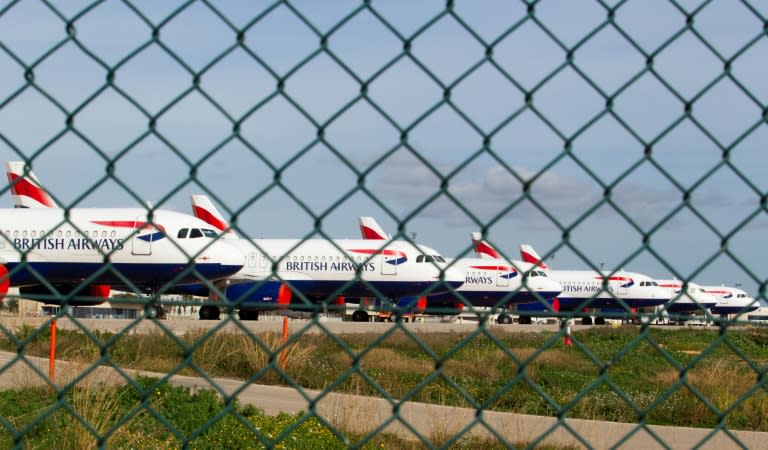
[{"xmin": 177, "ymin": 229, "xmax": 188, "ymax": 239}]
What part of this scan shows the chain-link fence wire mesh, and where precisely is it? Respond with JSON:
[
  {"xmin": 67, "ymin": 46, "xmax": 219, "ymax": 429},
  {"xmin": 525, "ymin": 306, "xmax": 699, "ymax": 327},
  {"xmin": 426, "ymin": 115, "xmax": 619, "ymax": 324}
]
[{"xmin": 0, "ymin": 0, "xmax": 767, "ymax": 447}]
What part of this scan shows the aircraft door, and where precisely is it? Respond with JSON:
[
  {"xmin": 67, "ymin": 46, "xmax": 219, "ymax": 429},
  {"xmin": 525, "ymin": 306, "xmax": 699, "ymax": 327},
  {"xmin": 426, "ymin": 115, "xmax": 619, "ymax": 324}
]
[
  {"xmin": 611, "ymin": 276, "xmax": 629, "ymax": 297},
  {"xmin": 131, "ymin": 217, "xmax": 152, "ymax": 255},
  {"xmin": 380, "ymin": 246, "xmax": 398, "ymax": 275},
  {"xmin": 496, "ymin": 265, "xmax": 510, "ymax": 287},
  {"xmin": 617, "ymin": 277, "xmax": 629, "ymax": 296},
  {"xmin": 257, "ymin": 253, "xmax": 271, "ymax": 276}
]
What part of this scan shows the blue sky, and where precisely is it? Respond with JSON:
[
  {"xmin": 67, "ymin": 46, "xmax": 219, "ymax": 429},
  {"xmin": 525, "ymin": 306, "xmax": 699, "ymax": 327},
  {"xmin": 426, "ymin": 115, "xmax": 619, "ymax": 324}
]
[{"xmin": 1, "ymin": 0, "xmax": 766, "ymax": 300}]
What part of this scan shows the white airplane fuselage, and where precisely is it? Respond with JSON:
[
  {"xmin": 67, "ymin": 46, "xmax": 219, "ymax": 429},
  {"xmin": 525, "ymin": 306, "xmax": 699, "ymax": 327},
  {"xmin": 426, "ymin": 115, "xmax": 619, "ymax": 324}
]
[
  {"xmin": 517, "ymin": 269, "xmax": 671, "ymax": 313},
  {"xmin": 656, "ymin": 280, "xmax": 718, "ymax": 314},
  {"xmin": 701, "ymin": 286, "xmax": 758, "ymax": 316},
  {"xmin": 356, "ymin": 219, "xmax": 562, "ymax": 310},
  {"xmin": 177, "ymin": 238, "xmax": 466, "ymax": 306},
  {"xmin": 423, "ymin": 257, "xmax": 562, "ymax": 308},
  {"xmin": 0, "ymin": 208, "xmax": 244, "ymax": 303}
]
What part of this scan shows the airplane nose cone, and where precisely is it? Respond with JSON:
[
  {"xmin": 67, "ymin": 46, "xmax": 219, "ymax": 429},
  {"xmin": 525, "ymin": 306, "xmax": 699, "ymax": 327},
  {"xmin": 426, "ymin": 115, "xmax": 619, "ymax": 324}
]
[
  {"xmin": 441, "ymin": 266, "xmax": 466, "ymax": 290},
  {"xmin": 528, "ymin": 277, "xmax": 562, "ymax": 300},
  {"xmin": 697, "ymin": 294, "xmax": 718, "ymax": 308},
  {"xmin": 200, "ymin": 239, "xmax": 245, "ymax": 279}
]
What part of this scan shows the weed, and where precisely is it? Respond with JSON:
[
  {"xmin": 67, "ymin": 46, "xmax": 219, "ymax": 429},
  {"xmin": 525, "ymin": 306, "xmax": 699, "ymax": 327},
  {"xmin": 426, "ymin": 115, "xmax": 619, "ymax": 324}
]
[{"xmin": 4, "ymin": 324, "xmax": 768, "ymax": 432}]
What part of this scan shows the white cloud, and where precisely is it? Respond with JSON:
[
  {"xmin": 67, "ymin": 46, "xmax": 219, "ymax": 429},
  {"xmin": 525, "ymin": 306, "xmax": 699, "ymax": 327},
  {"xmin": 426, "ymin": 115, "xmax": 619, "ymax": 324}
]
[{"xmin": 370, "ymin": 155, "xmax": 703, "ymax": 230}]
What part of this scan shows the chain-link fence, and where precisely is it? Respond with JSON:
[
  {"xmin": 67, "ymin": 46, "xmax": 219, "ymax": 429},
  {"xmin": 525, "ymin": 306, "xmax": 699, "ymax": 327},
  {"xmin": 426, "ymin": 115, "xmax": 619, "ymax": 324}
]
[{"xmin": 1, "ymin": 0, "xmax": 767, "ymax": 448}]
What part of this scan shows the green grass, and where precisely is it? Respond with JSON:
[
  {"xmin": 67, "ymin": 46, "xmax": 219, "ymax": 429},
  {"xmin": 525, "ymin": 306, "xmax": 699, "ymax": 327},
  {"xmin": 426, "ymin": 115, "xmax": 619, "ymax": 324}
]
[
  {"xmin": 2, "ymin": 323, "xmax": 768, "ymax": 444},
  {"xmin": 0, "ymin": 376, "xmax": 555, "ymax": 449}
]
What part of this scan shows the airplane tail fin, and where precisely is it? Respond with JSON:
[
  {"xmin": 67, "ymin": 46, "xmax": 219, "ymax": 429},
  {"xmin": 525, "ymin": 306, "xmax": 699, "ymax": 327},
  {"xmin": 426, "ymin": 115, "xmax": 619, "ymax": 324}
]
[
  {"xmin": 519, "ymin": 244, "xmax": 548, "ymax": 269},
  {"xmin": 358, "ymin": 216, "xmax": 389, "ymax": 240},
  {"xmin": 190, "ymin": 195, "xmax": 238, "ymax": 239},
  {"xmin": 6, "ymin": 161, "xmax": 58, "ymax": 208},
  {"xmin": 470, "ymin": 232, "xmax": 501, "ymax": 259}
]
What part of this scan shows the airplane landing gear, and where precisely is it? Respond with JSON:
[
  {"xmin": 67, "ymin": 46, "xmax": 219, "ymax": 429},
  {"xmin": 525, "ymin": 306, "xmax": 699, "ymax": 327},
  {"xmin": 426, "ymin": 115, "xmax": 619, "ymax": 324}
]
[
  {"xmin": 146, "ymin": 303, "xmax": 165, "ymax": 319},
  {"xmin": 238, "ymin": 309, "xmax": 259, "ymax": 321},
  {"xmin": 497, "ymin": 313, "xmax": 514, "ymax": 324},
  {"xmin": 199, "ymin": 305, "xmax": 221, "ymax": 320}
]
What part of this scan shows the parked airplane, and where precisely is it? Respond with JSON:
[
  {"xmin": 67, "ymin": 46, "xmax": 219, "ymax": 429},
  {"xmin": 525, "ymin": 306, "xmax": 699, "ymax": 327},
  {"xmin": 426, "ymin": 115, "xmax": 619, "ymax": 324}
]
[
  {"xmin": 0, "ymin": 207, "xmax": 245, "ymax": 311},
  {"xmin": 655, "ymin": 279, "xmax": 718, "ymax": 321},
  {"xmin": 468, "ymin": 239, "xmax": 669, "ymax": 324},
  {"xmin": 185, "ymin": 197, "xmax": 466, "ymax": 321},
  {"xmin": 701, "ymin": 285, "xmax": 758, "ymax": 318},
  {"xmin": 516, "ymin": 244, "xmax": 672, "ymax": 324},
  {"xmin": 4, "ymin": 162, "xmax": 245, "ymax": 315},
  {"xmin": 357, "ymin": 217, "xmax": 563, "ymax": 323}
]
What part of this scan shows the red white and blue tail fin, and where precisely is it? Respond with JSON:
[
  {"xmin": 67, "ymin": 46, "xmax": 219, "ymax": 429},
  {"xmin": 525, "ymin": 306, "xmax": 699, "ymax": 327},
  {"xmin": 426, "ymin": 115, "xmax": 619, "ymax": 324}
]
[
  {"xmin": 6, "ymin": 161, "xmax": 58, "ymax": 208},
  {"xmin": 470, "ymin": 232, "xmax": 501, "ymax": 259},
  {"xmin": 519, "ymin": 244, "xmax": 548, "ymax": 269},
  {"xmin": 358, "ymin": 216, "xmax": 389, "ymax": 240},
  {"xmin": 190, "ymin": 195, "xmax": 238, "ymax": 239}
]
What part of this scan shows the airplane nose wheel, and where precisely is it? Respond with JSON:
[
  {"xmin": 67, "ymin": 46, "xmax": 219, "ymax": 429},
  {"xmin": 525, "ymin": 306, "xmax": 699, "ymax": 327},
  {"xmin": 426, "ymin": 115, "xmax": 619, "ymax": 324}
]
[
  {"xmin": 199, "ymin": 305, "xmax": 221, "ymax": 320},
  {"xmin": 496, "ymin": 313, "xmax": 513, "ymax": 324},
  {"xmin": 146, "ymin": 304, "xmax": 164, "ymax": 319}
]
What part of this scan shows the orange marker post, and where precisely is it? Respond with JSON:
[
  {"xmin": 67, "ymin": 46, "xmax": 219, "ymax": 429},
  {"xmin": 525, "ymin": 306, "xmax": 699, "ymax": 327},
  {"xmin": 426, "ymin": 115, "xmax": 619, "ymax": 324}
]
[
  {"xmin": 280, "ymin": 316, "xmax": 288, "ymax": 370},
  {"xmin": 49, "ymin": 319, "xmax": 57, "ymax": 384}
]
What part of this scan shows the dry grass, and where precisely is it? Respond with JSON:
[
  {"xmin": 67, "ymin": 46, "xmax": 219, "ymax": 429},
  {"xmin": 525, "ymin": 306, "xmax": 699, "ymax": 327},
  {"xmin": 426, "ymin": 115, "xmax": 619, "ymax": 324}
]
[
  {"xmin": 360, "ymin": 347, "xmax": 434, "ymax": 375},
  {"xmin": 188, "ymin": 328, "xmax": 314, "ymax": 381},
  {"xmin": 5, "ymin": 360, "xmax": 164, "ymax": 449},
  {"xmin": 688, "ymin": 359, "xmax": 755, "ymax": 410}
]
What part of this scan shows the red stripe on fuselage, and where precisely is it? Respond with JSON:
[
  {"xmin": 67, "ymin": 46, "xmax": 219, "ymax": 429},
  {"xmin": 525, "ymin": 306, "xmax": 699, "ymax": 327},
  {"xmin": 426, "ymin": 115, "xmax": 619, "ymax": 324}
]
[
  {"xmin": 595, "ymin": 276, "xmax": 632, "ymax": 281},
  {"xmin": 470, "ymin": 265, "xmax": 517, "ymax": 272},
  {"xmin": 90, "ymin": 221, "xmax": 165, "ymax": 232},
  {"xmin": 348, "ymin": 249, "xmax": 405, "ymax": 257}
]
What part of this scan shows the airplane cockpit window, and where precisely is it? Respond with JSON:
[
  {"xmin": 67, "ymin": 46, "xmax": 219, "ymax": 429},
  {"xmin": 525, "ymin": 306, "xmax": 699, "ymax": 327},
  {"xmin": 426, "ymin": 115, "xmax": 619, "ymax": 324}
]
[
  {"xmin": 189, "ymin": 228, "xmax": 203, "ymax": 238},
  {"xmin": 415, "ymin": 255, "xmax": 444, "ymax": 263},
  {"xmin": 202, "ymin": 229, "xmax": 217, "ymax": 238},
  {"xmin": 177, "ymin": 228, "xmax": 188, "ymax": 239}
]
